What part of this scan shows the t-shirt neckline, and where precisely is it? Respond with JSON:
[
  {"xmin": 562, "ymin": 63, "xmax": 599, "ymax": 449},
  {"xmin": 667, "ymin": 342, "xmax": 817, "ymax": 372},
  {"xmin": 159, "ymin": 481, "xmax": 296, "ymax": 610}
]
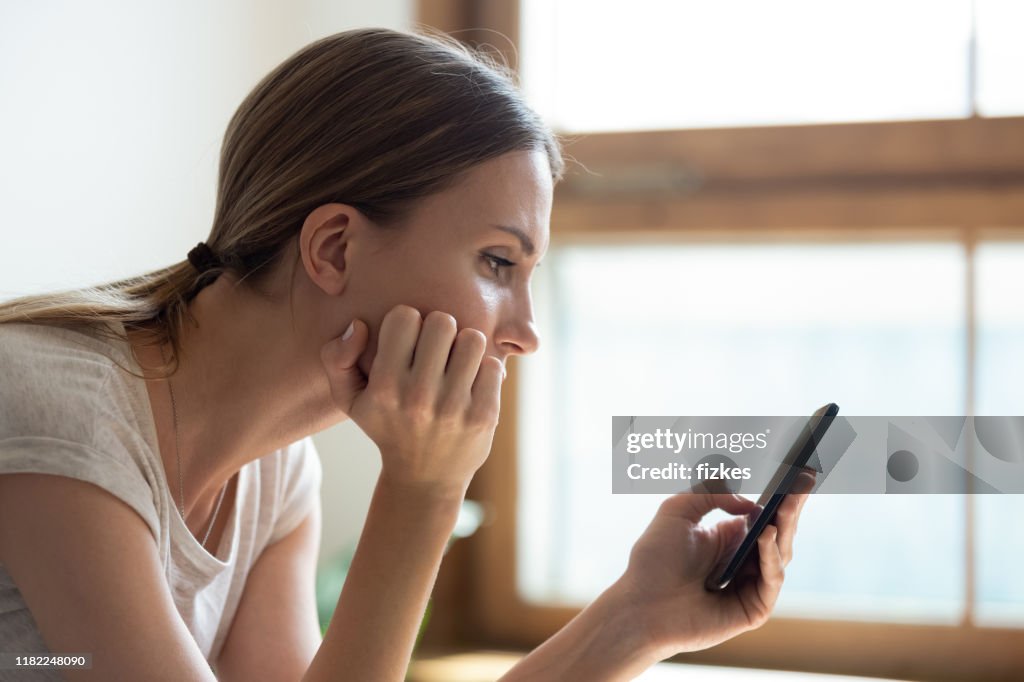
[{"xmin": 108, "ymin": 320, "xmax": 242, "ymax": 572}]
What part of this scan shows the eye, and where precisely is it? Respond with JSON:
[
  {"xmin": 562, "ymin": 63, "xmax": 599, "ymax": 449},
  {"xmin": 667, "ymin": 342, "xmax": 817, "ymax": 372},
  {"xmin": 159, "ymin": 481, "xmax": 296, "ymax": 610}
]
[{"xmin": 482, "ymin": 253, "xmax": 515, "ymax": 278}]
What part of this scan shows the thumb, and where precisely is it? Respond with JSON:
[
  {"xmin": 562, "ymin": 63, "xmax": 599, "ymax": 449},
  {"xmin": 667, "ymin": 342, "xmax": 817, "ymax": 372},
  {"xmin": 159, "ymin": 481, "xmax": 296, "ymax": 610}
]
[
  {"xmin": 661, "ymin": 490, "xmax": 759, "ymax": 523},
  {"xmin": 320, "ymin": 319, "xmax": 369, "ymax": 414}
]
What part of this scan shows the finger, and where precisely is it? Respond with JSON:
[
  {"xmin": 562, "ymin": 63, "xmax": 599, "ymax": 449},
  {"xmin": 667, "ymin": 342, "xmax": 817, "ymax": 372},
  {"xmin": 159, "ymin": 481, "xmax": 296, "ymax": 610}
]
[
  {"xmin": 319, "ymin": 319, "xmax": 369, "ymax": 412},
  {"xmin": 410, "ymin": 311, "xmax": 458, "ymax": 387},
  {"xmin": 719, "ymin": 515, "xmax": 750, "ymax": 538},
  {"xmin": 749, "ymin": 525, "xmax": 784, "ymax": 621},
  {"xmin": 660, "ymin": 491, "xmax": 760, "ymax": 523},
  {"xmin": 714, "ymin": 516, "xmax": 751, "ymax": 558},
  {"xmin": 321, "ymin": 319, "xmax": 368, "ymax": 374},
  {"xmin": 373, "ymin": 305, "xmax": 422, "ymax": 380},
  {"xmin": 444, "ymin": 328, "xmax": 487, "ymax": 400},
  {"xmin": 468, "ymin": 354, "xmax": 504, "ymax": 424},
  {"xmin": 735, "ymin": 544, "xmax": 763, "ymax": 581},
  {"xmin": 759, "ymin": 525, "xmax": 784, "ymax": 588},
  {"xmin": 794, "ymin": 470, "xmax": 816, "ymax": 516},
  {"xmin": 706, "ymin": 516, "xmax": 752, "ymax": 577},
  {"xmin": 774, "ymin": 496, "xmax": 799, "ymax": 565},
  {"xmin": 775, "ymin": 472, "xmax": 815, "ymax": 563}
]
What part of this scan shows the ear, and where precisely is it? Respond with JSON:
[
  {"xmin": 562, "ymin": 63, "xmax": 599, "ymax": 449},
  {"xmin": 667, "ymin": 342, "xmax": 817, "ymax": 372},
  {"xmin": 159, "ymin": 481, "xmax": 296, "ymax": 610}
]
[{"xmin": 299, "ymin": 203, "xmax": 361, "ymax": 296}]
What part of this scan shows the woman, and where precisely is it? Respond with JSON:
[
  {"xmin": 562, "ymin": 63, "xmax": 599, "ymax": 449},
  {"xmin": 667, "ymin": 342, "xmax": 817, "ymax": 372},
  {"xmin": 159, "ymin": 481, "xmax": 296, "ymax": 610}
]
[{"xmin": 0, "ymin": 27, "xmax": 814, "ymax": 681}]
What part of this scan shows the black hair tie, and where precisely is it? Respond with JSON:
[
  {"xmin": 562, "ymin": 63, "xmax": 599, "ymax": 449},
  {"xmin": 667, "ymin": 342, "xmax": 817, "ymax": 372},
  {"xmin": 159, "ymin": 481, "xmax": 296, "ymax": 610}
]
[{"xmin": 187, "ymin": 241, "xmax": 222, "ymax": 273}]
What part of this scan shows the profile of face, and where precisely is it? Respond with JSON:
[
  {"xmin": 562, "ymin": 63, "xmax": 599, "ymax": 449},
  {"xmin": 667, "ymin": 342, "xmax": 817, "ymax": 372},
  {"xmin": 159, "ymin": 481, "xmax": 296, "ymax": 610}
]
[{"xmin": 298, "ymin": 149, "xmax": 553, "ymax": 380}]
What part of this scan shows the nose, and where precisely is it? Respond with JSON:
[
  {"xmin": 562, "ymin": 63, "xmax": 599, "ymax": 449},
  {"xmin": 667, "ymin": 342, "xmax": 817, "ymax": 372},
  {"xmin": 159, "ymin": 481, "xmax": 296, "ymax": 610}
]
[
  {"xmin": 495, "ymin": 295, "xmax": 541, "ymax": 359},
  {"xmin": 500, "ymin": 322, "xmax": 540, "ymax": 358}
]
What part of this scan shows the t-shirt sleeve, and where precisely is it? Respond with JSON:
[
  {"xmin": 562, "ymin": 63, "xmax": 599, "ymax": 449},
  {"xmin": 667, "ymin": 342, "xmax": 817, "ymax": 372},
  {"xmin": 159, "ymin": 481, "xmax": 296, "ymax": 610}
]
[
  {"xmin": 268, "ymin": 435, "xmax": 323, "ymax": 545},
  {"xmin": 0, "ymin": 323, "xmax": 161, "ymax": 542},
  {"xmin": 0, "ymin": 435, "xmax": 161, "ymax": 542}
]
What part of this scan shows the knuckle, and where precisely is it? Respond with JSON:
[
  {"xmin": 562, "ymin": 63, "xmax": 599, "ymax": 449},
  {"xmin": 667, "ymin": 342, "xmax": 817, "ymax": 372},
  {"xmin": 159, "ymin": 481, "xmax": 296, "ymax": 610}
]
[
  {"xmin": 403, "ymin": 394, "xmax": 434, "ymax": 424},
  {"xmin": 473, "ymin": 401, "xmax": 500, "ymax": 426},
  {"xmin": 374, "ymin": 382, "xmax": 401, "ymax": 411},
  {"xmin": 409, "ymin": 406, "xmax": 434, "ymax": 426},
  {"xmin": 469, "ymin": 414, "xmax": 496, "ymax": 433},
  {"xmin": 437, "ymin": 409, "xmax": 464, "ymax": 432},
  {"xmin": 436, "ymin": 396, "xmax": 464, "ymax": 422},
  {"xmin": 403, "ymin": 383, "xmax": 434, "ymax": 411}
]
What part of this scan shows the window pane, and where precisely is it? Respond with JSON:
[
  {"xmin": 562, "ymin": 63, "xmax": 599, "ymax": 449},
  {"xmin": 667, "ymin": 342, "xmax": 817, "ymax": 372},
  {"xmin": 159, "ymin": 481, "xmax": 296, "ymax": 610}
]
[
  {"xmin": 976, "ymin": 1, "xmax": 1024, "ymax": 116},
  {"xmin": 518, "ymin": 242, "xmax": 967, "ymax": 622},
  {"xmin": 974, "ymin": 240, "xmax": 1024, "ymax": 626},
  {"xmin": 521, "ymin": 0, "xmax": 974, "ymax": 132}
]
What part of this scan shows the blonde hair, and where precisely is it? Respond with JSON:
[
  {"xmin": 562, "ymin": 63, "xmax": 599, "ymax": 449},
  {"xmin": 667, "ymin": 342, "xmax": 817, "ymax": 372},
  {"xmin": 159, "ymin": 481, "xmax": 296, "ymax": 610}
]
[{"xmin": 0, "ymin": 27, "xmax": 565, "ymax": 379}]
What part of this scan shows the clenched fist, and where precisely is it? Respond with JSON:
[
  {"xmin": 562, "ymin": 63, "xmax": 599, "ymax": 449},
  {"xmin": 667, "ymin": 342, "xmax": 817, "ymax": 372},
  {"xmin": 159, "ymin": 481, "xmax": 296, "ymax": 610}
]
[{"xmin": 319, "ymin": 304, "xmax": 505, "ymax": 494}]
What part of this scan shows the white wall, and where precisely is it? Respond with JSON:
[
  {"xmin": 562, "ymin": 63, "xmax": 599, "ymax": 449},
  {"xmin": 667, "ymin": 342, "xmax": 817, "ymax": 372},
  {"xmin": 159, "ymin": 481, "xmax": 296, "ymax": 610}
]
[{"xmin": 0, "ymin": 0, "xmax": 413, "ymax": 568}]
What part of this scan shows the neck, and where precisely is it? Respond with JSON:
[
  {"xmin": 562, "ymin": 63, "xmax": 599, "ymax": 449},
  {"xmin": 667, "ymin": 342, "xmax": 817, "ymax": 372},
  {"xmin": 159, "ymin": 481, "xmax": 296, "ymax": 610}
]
[{"xmin": 130, "ymin": 270, "xmax": 343, "ymax": 532}]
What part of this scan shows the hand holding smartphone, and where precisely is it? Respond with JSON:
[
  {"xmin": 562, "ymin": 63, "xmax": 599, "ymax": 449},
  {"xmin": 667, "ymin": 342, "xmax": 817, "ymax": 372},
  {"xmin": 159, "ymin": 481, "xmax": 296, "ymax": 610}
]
[{"xmin": 704, "ymin": 402, "xmax": 839, "ymax": 592}]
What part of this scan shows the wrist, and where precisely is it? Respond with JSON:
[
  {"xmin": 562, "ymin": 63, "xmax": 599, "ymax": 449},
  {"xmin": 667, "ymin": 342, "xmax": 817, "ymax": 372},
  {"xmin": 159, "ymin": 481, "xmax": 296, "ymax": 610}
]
[
  {"xmin": 376, "ymin": 469, "xmax": 468, "ymax": 512},
  {"xmin": 589, "ymin": 580, "xmax": 670, "ymax": 674},
  {"xmin": 500, "ymin": 581, "xmax": 662, "ymax": 682}
]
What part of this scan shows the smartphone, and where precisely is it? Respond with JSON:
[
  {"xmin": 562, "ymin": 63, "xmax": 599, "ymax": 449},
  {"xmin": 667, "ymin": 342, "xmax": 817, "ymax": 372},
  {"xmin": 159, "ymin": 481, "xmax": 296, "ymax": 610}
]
[{"xmin": 703, "ymin": 402, "xmax": 840, "ymax": 592}]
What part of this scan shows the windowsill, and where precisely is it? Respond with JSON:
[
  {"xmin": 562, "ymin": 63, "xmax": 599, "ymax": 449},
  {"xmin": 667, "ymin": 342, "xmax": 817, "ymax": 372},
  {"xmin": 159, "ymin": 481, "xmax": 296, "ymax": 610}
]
[{"xmin": 407, "ymin": 649, "xmax": 913, "ymax": 682}]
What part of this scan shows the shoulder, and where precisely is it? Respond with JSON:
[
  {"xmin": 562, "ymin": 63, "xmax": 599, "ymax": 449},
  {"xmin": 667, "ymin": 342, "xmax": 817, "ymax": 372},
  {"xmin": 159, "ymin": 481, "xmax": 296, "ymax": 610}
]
[
  {"xmin": 0, "ymin": 321, "xmax": 161, "ymax": 540},
  {"xmin": 0, "ymin": 320, "xmax": 125, "ymax": 390},
  {"xmin": 0, "ymin": 322, "xmax": 126, "ymax": 438},
  {"xmin": 0, "ymin": 319, "xmax": 124, "ymax": 358}
]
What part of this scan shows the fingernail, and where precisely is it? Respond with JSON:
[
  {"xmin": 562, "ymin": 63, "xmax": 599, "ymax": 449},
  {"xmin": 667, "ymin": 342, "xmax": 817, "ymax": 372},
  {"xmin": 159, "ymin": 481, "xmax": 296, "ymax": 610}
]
[{"xmin": 342, "ymin": 321, "xmax": 354, "ymax": 341}]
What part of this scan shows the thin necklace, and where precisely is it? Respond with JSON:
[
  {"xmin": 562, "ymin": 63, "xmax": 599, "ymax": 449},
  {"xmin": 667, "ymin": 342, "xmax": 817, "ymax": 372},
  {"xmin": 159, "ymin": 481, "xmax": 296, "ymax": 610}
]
[{"xmin": 162, "ymin": 346, "xmax": 227, "ymax": 550}]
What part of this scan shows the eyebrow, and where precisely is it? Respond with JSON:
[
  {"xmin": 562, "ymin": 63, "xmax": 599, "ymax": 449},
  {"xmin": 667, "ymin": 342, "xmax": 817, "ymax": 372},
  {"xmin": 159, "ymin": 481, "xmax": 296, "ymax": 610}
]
[{"xmin": 491, "ymin": 224, "xmax": 536, "ymax": 256}]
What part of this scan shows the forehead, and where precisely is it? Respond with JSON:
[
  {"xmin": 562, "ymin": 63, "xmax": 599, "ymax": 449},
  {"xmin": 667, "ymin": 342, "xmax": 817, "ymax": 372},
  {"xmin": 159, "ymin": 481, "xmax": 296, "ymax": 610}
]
[{"xmin": 403, "ymin": 150, "xmax": 552, "ymax": 253}]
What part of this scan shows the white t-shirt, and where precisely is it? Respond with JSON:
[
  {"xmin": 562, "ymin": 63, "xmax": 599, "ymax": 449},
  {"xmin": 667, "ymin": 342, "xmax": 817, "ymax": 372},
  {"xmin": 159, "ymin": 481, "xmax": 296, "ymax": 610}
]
[{"xmin": 0, "ymin": 320, "xmax": 322, "ymax": 679}]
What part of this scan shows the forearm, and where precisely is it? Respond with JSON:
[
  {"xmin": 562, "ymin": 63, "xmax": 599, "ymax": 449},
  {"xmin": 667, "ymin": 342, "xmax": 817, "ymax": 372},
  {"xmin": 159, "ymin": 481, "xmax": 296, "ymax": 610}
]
[
  {"xmin": 303, "ymin": 471, "xmax": 464, "ymax": 682},
  {"xmin": 497, "ymin": 581, "xmax": 663, "ymax": 682}
]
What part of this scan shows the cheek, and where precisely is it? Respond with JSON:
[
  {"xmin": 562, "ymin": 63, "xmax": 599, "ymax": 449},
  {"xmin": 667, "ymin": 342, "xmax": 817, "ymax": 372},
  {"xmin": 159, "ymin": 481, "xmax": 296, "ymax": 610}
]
[
  {"xmin": 351, "ymin": 262, "xmax": 503, "ymax": 375},
  {"xmin": 443, "ymin": 289, "xmax": 501, "ymax": 342},
  {"xmin": 401, "ymin": 271, "xmax": 499, "ymax": 333}
]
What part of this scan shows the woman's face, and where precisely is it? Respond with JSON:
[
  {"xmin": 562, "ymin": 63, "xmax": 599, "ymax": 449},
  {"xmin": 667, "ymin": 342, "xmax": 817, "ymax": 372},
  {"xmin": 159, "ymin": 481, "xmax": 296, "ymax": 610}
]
[{"xmin": 303, "ymin": 149, "xmax": 553, "ymax": 380}]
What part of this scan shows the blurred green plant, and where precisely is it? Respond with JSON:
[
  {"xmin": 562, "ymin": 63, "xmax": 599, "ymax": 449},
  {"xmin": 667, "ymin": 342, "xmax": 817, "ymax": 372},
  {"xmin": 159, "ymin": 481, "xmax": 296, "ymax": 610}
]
[{"xmin": 315, "ymin": 498, "xmax": 485, "ymax": 649}]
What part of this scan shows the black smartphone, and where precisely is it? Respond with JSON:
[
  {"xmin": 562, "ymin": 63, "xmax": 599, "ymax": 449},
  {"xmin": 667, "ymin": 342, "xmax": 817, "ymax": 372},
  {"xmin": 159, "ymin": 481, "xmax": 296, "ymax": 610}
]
[{"xmin": 703, "ymin": 402, "xmax": 840, "ymax": 592}]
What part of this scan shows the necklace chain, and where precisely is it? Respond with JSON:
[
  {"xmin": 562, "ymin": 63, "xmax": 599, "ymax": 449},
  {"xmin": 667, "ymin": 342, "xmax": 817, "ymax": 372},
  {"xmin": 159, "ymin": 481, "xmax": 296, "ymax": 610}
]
[{"xmin": 162, "ymin": 347, "xmax": 227, "ymax": 550}]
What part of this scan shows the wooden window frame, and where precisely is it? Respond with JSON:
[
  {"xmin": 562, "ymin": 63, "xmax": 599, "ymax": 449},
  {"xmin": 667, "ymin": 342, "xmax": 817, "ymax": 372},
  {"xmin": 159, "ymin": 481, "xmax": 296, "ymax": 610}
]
[{"xmin": 416, "ymin": 3, "xmax": 1024, "ymax": 680}]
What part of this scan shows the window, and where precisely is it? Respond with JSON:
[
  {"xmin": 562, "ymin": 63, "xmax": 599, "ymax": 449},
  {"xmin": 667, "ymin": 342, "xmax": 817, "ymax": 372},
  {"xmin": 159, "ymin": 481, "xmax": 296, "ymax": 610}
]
[
  {"xmin": 520, "ymin": 0, "xmax": 1024, "ymax": 132},
  {"xmin": 974, "ymin": 242, "xmax": 1024, "ymax": 627},
  {"xmin": 418, "ymin": 1, "xmax": 1024, "ymax": 678},
  {"xmin": 519, "ymin": 241, "xmax": 971, "ymax": 623},
  {"xmin": 519, "ymin": 236, "xmax": 1024, "ymax": 630}
]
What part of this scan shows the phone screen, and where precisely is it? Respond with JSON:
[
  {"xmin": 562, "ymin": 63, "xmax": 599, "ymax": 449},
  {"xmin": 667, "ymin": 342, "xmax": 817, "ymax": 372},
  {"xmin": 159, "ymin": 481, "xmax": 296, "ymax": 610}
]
[{"xmin": 703, "ymin": 402, "xmax": 839, "ymax": 592}]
